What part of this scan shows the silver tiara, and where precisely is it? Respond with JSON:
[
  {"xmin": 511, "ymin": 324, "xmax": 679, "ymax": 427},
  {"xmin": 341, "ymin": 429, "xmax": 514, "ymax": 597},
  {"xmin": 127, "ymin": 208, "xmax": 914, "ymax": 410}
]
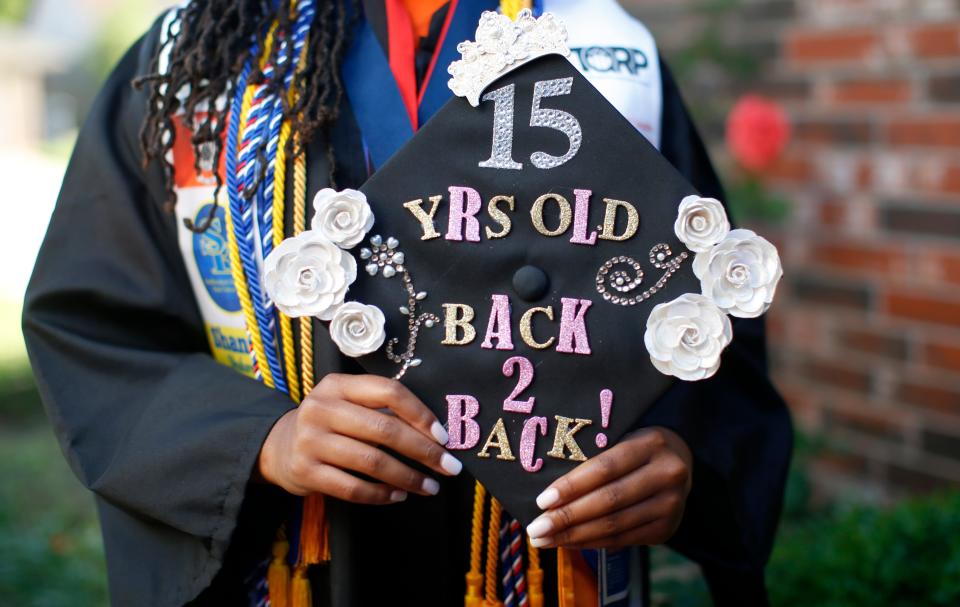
[{"xmin": 447, "ymin": 9, "xmax": 570, "ymax": 107}]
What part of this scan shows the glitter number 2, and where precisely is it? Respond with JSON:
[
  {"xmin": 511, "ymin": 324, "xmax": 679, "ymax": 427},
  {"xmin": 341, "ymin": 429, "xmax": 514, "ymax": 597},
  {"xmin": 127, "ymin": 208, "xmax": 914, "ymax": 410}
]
[
  {"xmin": 502, "ymin": 355, "xmax": 536, "ymax": 413},
  {"xmin": 478, "ymin": 78, "xmax": 582, "ymax": 171}
]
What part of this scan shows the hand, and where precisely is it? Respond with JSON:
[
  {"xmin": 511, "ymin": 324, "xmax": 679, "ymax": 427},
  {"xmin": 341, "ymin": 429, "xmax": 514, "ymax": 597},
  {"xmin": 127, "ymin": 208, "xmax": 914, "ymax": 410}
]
[
  {"xmin": 258, "ymin": 373, "xmax": 462, "ymax": 504},
  {"xmin": 525, "ymin": 427, "xmax": 692, "ymax": 549}
]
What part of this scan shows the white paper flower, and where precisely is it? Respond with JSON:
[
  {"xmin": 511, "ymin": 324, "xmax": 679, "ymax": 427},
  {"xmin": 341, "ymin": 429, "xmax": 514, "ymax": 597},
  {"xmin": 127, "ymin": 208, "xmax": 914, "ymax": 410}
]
[
  {"xmin": 644, "ymin": 293, "xmax": 733, "ymax": 381},
  {"xmin": 674, "ymin": 195, "xmax": 730, "ymax": 253},
  {"xmin": 311, "ymin": 188, "xmax": 374, "ymax": 249},
  {"xmin": 693, "ymin": 228, "xmax": 782, "ymax": 318},
  {"xmin": 329, "ymin": 302, "xmax": 387, "ymax": 357},
  {"xmin": 263, "ymin": 230, "xmax": 357, "ymax": 320}
]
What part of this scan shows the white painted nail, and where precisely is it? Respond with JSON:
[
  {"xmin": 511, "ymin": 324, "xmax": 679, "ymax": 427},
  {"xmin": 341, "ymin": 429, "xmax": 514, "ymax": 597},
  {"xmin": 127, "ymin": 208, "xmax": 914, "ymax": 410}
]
[
  {"xmin": 536, "ymin": 487, "xmax": 560, "ymax": 510},
  {"xmin": 422, "ymin": 478, "xmax": 440, "ymax": 495},
  {"xmin": 529, "ymin": 535, "xmax": 552, "ymax": 548},
  {"xmin": 390, "ymin": 490, "xmax": 407, "ymax": 502},
  {"xmin": 526, "ymin": 515, "xmax": 553, "ymax": 539},
  {"xmin": 440, "ymin": 453, "xmax": 463, "ymax": 475},
  {"xmin": 431, "ymin": 421, "xmax": 449, "ymax": 445}
]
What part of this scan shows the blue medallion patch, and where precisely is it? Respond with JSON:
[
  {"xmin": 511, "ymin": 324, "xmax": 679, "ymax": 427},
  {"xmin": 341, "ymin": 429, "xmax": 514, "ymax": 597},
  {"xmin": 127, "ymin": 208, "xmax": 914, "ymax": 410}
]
[{"xmin": 192, "ymin": 203, "xmax": 241, "ymax": 312}]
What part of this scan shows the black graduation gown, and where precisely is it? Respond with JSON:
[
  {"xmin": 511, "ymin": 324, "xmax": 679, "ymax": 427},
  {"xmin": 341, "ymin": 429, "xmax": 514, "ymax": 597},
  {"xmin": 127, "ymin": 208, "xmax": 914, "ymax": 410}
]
[{"xmin": 22, "ymin": 14, "xmax": 792, "ymax": 607}]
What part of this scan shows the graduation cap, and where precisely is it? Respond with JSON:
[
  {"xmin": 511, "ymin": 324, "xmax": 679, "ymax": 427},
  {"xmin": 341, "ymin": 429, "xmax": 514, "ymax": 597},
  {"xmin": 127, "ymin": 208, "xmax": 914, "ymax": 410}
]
[{"xmin": 267, "ymin": 10, "xmax": 781, "ymax": 526}]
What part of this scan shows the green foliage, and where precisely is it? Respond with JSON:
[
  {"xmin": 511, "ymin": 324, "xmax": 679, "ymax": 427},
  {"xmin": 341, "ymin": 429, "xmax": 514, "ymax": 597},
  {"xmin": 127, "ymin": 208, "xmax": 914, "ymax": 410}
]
[
  {"xmin": 769, "ymin": 492, "xmax": 960, "ymax": 607},
  {"xmin": 669, "ymin": 0, "xmax": 761, "ymax": 92},
  {"xmin": 83, "ymin": 0, "xmax": 158, "ymax": 82},
  {"xmin": 650, "ymin": 544, "xmax": 713, "ymax": 607},
  {"xmin": 1, "ymin": 300, "xmax": 44, "ymax": 425},
  {"xmin": 672, "ymin": 29, "xmax": 760, "ymax": 86},
  {"xmin": 0, "ymin": 360, "xmax": 44, "ymax": 425},
  {"xmin": 780, "ymin": 432, "xmax": 821, "ymax": 522},
  {"xmin": 0, "ymin": 426, "xmax": 108, "ymax": 606},
  {"xmin": 0, "ymin": 0, "xmax": 31, "ymax": 24},
  {"xmin": 727, "ymin": 176, "xmax": 791, "ymax": 225}
]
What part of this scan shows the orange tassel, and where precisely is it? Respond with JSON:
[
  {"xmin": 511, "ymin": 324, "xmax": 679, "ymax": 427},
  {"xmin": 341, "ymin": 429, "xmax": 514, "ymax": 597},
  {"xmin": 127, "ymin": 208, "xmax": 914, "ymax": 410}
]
[
  {"xmin": 291, "ymin": 565, "xmax": 311, "ymax": 607},
  {"xmin": 557, "ymin": 548, "xmax": 576, "ymax": 607},
  {"xmin": 267, "ymin": 538, "xmax": 291, "ymax": 607},
  {"xmin": 465, "ymin": 481, "xmax": 486, "ymax": 607},
  {"xmin": 299, "ymin": 494, "xmax": 330, "ymax": 565},
  {"xmin": 465, "ymin": 571, "xmax": 484, "ymax": 607},
  {"xmin": 484, "ymin": 498, "xmax": 504, "ymax": 607},
  {"xmin": 526, "ymin": 539, "xmax": 544, "ymax": 607}
]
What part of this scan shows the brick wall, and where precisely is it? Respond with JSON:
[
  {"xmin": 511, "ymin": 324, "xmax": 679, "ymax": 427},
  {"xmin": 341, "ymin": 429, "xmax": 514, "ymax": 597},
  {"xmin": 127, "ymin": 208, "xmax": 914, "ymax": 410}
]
[{"xmin": 626, "ymin": 0, "xmax": 960, "ymax": 501}]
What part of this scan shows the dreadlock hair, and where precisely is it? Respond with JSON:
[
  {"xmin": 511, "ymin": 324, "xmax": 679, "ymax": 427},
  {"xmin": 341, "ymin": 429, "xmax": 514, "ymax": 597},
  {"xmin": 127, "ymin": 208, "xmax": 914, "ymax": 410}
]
[{"xmin": 134, "ymin": 0, "xmax": 358, "ymax": 233}]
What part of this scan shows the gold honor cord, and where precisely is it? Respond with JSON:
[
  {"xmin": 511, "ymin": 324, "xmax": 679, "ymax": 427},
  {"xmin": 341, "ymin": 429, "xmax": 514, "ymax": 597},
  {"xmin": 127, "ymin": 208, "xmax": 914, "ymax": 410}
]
[
  {"xmin": 485, "ymin": 496, "xmax": 504, "ymax": 606},
  {"xmin": 292, "ymin": 145, "xmax": 314, "ymax": 396},
  {"xmin": 466, "ymin": 481, "xmax": 487, "ymax": 607},
  {"xmin": 275, "ymin": 116, "xmax": 301, "ymax": 403}
]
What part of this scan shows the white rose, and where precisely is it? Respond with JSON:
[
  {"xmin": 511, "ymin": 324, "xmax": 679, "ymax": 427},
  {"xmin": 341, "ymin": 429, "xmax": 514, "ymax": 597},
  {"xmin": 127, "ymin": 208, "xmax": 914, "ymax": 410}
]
[
  {"xmin": 693, "ymin": 228, "xmax": 783, "ymax": 318},
  {"xmin": 674, "ymin": 195, "xmax": 730, "ymax": 253},
  {"xmin": 263, "ymin": 230, "xmax": 357, "ymax": 320},
  {"xmin": 329, "ymin": 302, "xmax": 387, "ymax": 358},
  {"xmin": 311, "ymin": 188, "xmax": 374, "ymax": 249},
  {"xmin": 644, "ymin": 293, "xmax": 733, "ymax": 381}
]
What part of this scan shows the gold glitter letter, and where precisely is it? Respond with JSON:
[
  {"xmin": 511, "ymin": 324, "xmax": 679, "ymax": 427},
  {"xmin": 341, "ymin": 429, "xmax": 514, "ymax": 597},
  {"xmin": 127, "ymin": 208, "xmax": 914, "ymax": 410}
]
[
  {"xmin": 531, "ymin": 193, "xmax": 572, "ymax": 237},
  {"xmin": 546, "ymin": 416, "xmax": 593, "ymax": 462},
  {"xmin": 477, "ymin": 418, "xmax": 516, "ymax": 461},
  {"xmin": 599, "ymin": 198, "xmax": 639, "ymax": 242},
  {"xmin": 485, "ymin": 195, "xmax": 515, "ymax": 239},
  {"xmin": 442, "ymin": 303, "xmax": 477, "ymax": 345},
  {"xmin": 519, "ymin": 306, "xmax": 555, "ymax": 350},
  {"xmin": 403, "ymin": 194, "xmax": 443, "ymax": 240}
]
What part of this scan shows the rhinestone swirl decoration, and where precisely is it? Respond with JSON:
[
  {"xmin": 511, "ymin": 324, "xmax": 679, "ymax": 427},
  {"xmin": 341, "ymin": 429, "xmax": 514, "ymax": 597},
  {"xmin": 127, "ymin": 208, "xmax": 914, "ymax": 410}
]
[
  {"xmin": 595, "ymin": 244, "xmax": 689, "ymax": 306},
  {"xmin": 360, "ymin": 235, "xmax": 439, "ymax": 379}
]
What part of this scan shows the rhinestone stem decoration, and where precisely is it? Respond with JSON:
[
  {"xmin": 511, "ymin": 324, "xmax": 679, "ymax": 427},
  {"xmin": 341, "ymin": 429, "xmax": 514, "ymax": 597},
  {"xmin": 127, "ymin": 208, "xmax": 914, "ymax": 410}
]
[
  {"xmin": 359, "ymin": 235, "xmax": 439, "ymax": 380},
  {"xmin": 595, "ymin": 244, "xmax": 689, "ymax": 306}
]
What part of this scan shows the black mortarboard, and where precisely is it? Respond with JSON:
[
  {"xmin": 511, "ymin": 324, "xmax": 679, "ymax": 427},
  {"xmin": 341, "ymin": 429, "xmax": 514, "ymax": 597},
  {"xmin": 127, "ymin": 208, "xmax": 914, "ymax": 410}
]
[{"xmin": 342, "ymin": 15, "xmax": 738, "ymax": 526}]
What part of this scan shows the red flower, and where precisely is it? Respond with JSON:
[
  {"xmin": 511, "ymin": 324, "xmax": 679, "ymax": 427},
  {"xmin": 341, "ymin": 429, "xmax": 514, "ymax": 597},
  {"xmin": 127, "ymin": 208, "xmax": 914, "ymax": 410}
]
[{"xmin": 726, "ymin": 95, "xmax": 790, "ymax": 173}]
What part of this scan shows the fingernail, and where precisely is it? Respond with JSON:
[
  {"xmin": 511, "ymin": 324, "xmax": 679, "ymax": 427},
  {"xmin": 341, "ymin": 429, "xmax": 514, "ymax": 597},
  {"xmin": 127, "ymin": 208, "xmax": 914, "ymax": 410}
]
[
  {"xmin": 390, "ymin": 490, "xmax": 407, "ymax": 502},
  {"xmin": 526, "ymin": 515, "xmax": 553, "ymax": 539},
  {"xmin": 422, "ymin": 478, "xmax": 440, "ymax": 495},
  {"xmin": 440, "ymin": 453, "xmax": 463, "ymax": 475},
  {"xmin": 536, "ymin": 488, "xmax": 560, "ymax": 510},
  {"xmin": 529, "ymin": 535, "xmax": 552, "ymax": 548},
  {"xmin": 430, "ymin": 421, "xmax": 449, "ymax": 445}
]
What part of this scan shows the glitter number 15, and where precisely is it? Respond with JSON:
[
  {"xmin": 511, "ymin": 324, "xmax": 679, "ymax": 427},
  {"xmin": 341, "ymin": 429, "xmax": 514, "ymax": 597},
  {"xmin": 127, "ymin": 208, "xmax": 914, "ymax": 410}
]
[{"xmin": 478, "ymin": 77, "xmax": 583, "ymax": 171}]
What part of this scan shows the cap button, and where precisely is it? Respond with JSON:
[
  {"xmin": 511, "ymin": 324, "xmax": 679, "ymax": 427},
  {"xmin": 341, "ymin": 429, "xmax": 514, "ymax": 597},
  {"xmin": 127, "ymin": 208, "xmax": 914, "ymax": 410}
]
[{"xmin": 512, "ymin": 265, "xmax": 550, "ymax": 302}]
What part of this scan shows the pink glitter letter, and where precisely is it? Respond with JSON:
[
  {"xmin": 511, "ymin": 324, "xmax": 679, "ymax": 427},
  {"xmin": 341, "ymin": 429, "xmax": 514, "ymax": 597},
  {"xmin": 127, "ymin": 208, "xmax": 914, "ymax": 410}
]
[
  {"xmin": 481, "ymin": 294, "xmax": 514, "ymax": 350},
  {"xmin": 520, "ymin": 416, "xmax": 548, "ymax": 472},
  {"xmin": 446, "ymin": 395, "xmax": 481, "ymax": 450},
  {"xmin": 502, "ymin": 355, "xmax": 535, "ymax": 413},
  {"xmin": 446, "ymin": 186, "xmax": 482, "ymax": 242},
  {"xmin": 569, "ymin": 189, "xmax": 598, "ymax": 246},
  {"xmin": 556, "ymin": 297, "xmax": 593, "ymax": 355}
]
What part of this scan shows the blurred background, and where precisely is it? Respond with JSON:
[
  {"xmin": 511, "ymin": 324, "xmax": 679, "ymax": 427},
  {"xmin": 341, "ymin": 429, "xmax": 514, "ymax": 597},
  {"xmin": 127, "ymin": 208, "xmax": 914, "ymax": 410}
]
[{"xmin": 1, "ymin": 0, "xmax": 958, "ymax": 605}]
